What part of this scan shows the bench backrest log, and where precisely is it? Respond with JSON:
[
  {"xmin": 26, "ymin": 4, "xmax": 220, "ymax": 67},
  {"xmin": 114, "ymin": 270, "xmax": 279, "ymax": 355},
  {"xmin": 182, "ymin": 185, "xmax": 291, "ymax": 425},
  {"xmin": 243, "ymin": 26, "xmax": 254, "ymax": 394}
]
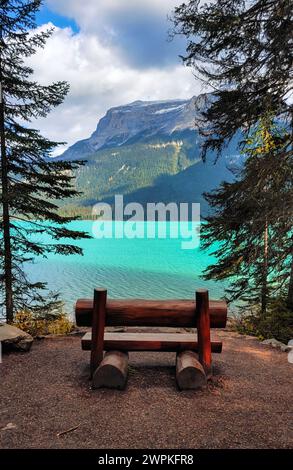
[
  {"xmin": 75, "ymin": 288, "xmax": 227, "ymax": 377},
  {"xmin": 75, "ymin": 298, "xmax": 227, "ymax": 329}
]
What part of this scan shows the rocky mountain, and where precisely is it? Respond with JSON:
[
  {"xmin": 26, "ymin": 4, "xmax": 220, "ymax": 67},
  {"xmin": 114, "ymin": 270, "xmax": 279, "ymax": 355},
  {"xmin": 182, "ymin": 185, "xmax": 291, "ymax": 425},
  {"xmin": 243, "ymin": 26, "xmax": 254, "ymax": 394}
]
[
  {"xmin": 58, "ymin": 94, "xmax": 240, "ymax": 217},
  {"xmin": 61, "ymin": 95, "xmax": 207, "ymax": 160}
]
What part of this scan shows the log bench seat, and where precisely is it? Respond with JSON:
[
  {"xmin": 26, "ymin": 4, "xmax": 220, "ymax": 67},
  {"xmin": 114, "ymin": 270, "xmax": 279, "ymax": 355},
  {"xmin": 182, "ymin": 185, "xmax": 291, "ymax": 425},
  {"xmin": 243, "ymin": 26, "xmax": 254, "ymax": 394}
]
[
  {"xmin": 75, "ymin": 288, "xmax": 227, "ymax": 391},
  {"xmin": 81, "ymin": 332, "xmax": 223, "ymax": 353}
]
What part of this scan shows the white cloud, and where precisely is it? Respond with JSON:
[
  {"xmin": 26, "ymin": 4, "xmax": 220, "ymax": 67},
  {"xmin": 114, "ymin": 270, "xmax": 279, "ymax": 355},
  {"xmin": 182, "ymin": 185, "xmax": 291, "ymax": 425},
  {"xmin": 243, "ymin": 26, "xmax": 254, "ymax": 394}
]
[
  {"xmin": 26, "ymin": 0, "xmax": 215, "ymax": 154},
  {"xmin": 47, "ymin": 0, "xmax": 181, "ymax": 32},
  {"xmin": 27, "ymin": 23, "xmax": 202, "ymax": 155}
]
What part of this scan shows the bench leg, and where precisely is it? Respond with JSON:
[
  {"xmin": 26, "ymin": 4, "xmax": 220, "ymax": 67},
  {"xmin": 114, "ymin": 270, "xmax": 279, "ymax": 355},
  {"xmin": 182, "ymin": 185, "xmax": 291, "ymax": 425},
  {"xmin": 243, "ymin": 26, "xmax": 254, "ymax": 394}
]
[
  {"xmin": 90, "ymin": 288, "xmax": 107, "ymax": 378},
  {"xmin": 92, "ymin": 351, "xmax": 129, "ymax": 390},
  {"xmin": 196, "ymin": 289, "xmax": 212, "ymax": 376},
  {"xmin": 176, "ymin": 351, "xmax": 207, "ymax": 390}
]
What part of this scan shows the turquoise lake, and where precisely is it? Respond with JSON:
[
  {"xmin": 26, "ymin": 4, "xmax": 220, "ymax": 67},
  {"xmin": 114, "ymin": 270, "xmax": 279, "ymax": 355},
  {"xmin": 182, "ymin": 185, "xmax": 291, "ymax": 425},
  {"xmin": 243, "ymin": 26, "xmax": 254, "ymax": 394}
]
[{"xmin": 25, "ymin": 221, "xmax": 228, "ymax": 316}]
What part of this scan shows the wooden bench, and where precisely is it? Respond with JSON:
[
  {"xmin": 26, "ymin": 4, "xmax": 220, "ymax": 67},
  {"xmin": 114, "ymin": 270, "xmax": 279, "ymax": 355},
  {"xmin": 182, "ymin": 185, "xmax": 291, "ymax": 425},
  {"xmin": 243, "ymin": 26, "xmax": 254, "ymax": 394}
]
[{"xmin": 75, "ymin": 288, "xmax": 227, "ymax": 390}]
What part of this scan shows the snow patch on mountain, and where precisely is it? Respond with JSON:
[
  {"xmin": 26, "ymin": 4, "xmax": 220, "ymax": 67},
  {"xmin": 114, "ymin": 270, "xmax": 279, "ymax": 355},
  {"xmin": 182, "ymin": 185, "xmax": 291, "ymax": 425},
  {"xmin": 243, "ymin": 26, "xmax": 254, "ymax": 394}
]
[{"xmin": 154, "ymin": 104, "xmax": 186, "ymax": 115}]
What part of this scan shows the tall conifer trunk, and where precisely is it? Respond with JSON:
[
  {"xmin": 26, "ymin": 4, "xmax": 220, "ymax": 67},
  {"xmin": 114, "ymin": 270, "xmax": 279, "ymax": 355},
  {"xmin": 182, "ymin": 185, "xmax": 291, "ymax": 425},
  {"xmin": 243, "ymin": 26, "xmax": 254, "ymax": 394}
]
[
  {"xmin": 0, "ymin": 28, "xmax": 13, "ymax": 322},
  {"xmin": 261, "ymin": 219, "xmax": 268, "ymax": 317},
  {"xmin": 287, "ymin": 115, "xmax": 293, "ymax": 310},
  {"xmin": 287, "ymin": 256, "xmax": 293, "ymax": 310}
]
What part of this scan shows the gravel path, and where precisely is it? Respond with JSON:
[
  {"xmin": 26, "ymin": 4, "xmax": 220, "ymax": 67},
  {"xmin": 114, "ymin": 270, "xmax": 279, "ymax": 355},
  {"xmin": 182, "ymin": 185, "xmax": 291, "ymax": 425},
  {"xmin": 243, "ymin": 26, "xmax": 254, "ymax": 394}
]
[{"xmin": 0, "ymin": 330, "xmax": 292, "ymax": 449}]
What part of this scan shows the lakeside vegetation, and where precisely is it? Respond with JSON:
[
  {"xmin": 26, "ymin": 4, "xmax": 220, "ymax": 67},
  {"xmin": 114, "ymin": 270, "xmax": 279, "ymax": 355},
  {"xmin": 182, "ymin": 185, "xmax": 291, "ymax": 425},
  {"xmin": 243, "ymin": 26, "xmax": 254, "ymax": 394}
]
[{"xmin": 12, "ymin": 309, "xmax": 74, "ymax": 337}]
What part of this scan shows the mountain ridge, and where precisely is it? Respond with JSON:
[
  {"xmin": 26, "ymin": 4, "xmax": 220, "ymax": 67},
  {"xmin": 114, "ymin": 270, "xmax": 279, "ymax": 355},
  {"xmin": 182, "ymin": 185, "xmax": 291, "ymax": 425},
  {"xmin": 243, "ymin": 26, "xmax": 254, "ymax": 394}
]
[
  {"xmin": 59, "ymin": 94, "xmax": 209, "ymax": 160},
  {"xmin": 57, "ymin": 94, "xmax": 239, "ymax": 217}
]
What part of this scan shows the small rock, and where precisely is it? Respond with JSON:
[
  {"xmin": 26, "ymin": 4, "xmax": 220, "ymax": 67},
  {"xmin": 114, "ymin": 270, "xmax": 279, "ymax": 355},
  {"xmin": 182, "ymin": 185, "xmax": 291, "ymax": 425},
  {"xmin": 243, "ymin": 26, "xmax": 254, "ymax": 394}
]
[
  {"xmin": 280, "ymin": 344, "xmax": 291, "ymax": 353},
  {"xmin": 262, "ymin": 338, "xmax": 281, "ymax": 347},
  {"xmin": 261, "ymin": 338, "xmax": 290, "ymax": 352},
  {"xmin": 1, "ymin": 423, "xmax": 17, "ymax": 431},
  {"xmin": 0, "ymin": 323, "xmax": 33, "ymax": 352}
]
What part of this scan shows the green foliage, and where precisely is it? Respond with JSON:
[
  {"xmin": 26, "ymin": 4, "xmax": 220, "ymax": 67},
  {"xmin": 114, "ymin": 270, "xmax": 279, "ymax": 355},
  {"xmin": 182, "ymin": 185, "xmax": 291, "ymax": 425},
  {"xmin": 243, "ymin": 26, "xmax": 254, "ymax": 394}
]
[
  {"xmin": 202, "ymin": 117, "xmax": 293, "ymax": 312},
  {"xmin": 57, "ymin": 131, "xmax": 240, "ymax": 218},
  {"xmin": 59, "ymin": 134, "xmax": 200, "ymax": 208},
  {"xmin": 232, "ymin": 298, "xmax": 293, "ymax": 344},
  {"xmin": 172, "ymin": 0, "xmax": 293, "ymax": 159},
  {"xmin": 173, "ymin": 1, "xmax": 293, "ymax": 331},
  {"xmin": 57, "ymin": 205, "xmax": 98, "ymax": 219}
]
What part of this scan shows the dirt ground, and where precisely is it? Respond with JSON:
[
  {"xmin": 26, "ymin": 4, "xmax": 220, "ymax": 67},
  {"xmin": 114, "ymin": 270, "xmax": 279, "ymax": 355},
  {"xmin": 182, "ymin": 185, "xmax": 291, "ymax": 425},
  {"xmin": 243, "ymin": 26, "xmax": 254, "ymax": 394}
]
[{"xmin": 0, "ymin": 330, "xmax": 292, "ymax": 449}]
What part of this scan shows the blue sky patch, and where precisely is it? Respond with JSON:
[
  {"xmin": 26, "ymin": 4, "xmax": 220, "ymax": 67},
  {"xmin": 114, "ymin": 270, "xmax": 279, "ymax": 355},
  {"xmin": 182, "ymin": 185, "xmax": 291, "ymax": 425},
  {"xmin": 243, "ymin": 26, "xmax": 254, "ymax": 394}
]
[{"xmin": 36, "ymin": 4, "xmax": 79, "ymax": 33}]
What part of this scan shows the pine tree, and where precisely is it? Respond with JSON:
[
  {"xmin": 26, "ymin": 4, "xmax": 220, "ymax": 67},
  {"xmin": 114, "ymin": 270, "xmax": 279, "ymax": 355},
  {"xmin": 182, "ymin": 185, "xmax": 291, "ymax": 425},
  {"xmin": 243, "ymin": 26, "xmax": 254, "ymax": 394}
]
[
  {"xmin": 172, "ymin": 0, "xmax": 293, "ymax": 155},
  {"xmin": 0, "ymin": 0, "xmax": 89, "ymax": 322},
  {"xmin": 201, "ymin": 117, "xmax": 293, "ymax": 313},
  {"xmin": 172, "ymin": 0, "xmax": 293, "ymax": 308}
]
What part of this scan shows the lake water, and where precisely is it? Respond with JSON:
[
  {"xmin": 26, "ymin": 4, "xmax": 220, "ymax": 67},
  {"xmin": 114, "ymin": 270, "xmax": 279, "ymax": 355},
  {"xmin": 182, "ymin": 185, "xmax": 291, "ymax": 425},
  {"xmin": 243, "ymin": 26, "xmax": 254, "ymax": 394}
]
[{"xmin": 25, "ymin": 221, "xmax": 228, "ymax": 317}]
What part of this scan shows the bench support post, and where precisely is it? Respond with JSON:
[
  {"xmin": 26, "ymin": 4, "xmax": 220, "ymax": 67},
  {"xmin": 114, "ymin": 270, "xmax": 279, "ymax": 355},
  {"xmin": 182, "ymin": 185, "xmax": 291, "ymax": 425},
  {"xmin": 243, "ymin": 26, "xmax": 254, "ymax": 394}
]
[
  {"xmin": 92, "ymin": 351, "xmax": 129, "ymax": 390},
  {"xmin": 176, "ymin": 351, "xmax": 207, "ymax": 390},
  {"xmin": 196, "ymin": 289, "xmax": 212, "ymax": 376},
  {"xmin": 90, "ymin": 288, "xmax": 107, "ymax": 378}
]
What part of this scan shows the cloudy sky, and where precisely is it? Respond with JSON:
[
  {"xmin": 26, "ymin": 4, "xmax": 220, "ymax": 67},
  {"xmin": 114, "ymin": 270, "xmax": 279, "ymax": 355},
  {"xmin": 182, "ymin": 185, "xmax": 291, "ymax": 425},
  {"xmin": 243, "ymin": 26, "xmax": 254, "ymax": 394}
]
[{"xmin": 30, "ymin": 0, "xmax": 204, "ymax": 154}]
